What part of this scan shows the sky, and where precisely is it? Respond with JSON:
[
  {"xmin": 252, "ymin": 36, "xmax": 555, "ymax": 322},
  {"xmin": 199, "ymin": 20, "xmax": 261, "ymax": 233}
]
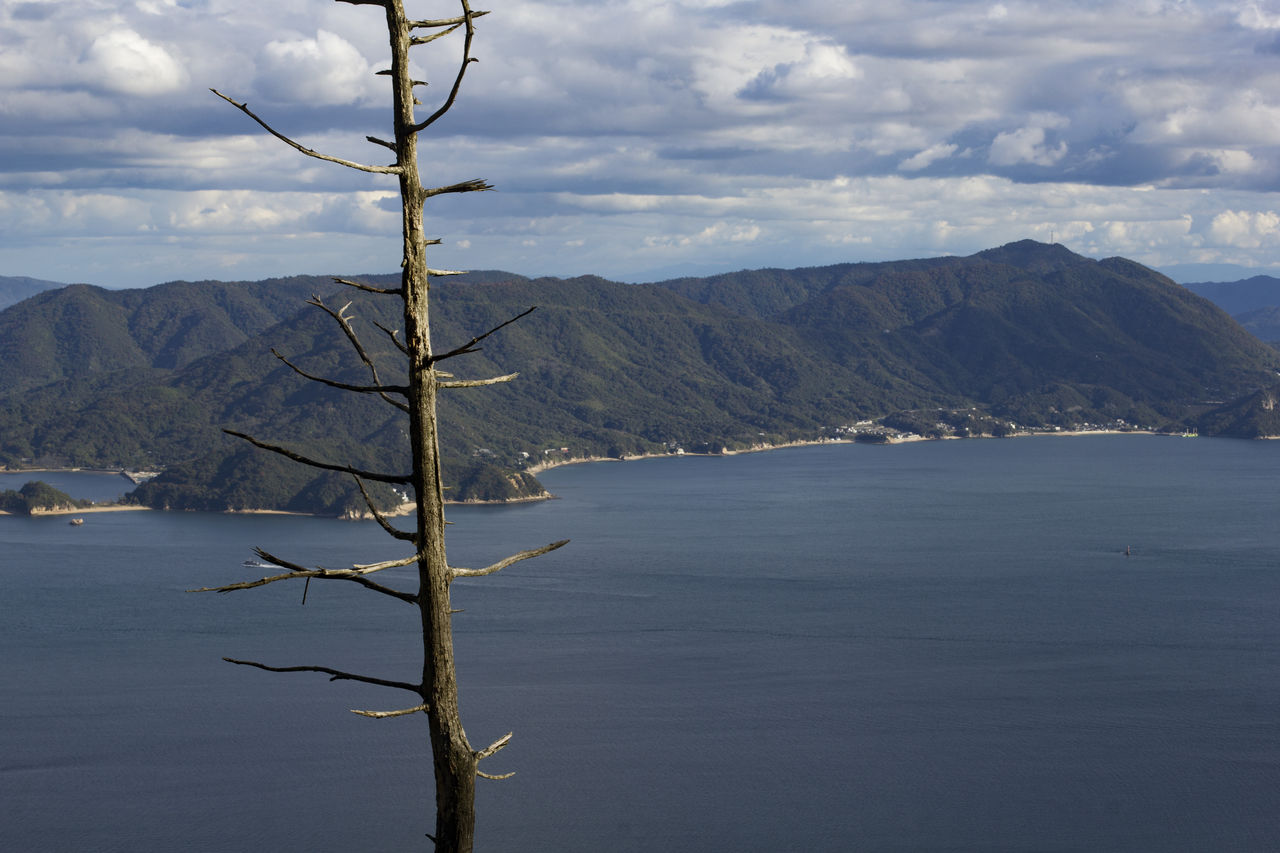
[{"xmin": 3, "ymin": 0, "xmax": 1280, "ymax": 289}]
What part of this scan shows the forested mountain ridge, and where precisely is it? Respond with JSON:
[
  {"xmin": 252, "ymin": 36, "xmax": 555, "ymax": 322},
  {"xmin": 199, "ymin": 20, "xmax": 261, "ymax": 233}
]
[
  {"xmin": 657, "ymin": 242, "xmax": 1276, "ymax": 420},
  {"xmin": 0, "ymin": 275, "xmax": 64, "ymax": 312},
  {"xmin": 1183, "ymin": 274, "xmax": 1280, "ymax": 315},
  {"xmin": 1183, "ymin": 274, "xmax": 1280, "ymax": 346},
  {"xmin": 1235, "ymin": 306, "xmax": 1280, "ymax": 346},
  {"xmin": 2, "ymin": 241, "xmax": 1277, "ymax": 514},
  {"xmin": 0, "ymin": 275, "xmax": 349, "ymax": 394}
]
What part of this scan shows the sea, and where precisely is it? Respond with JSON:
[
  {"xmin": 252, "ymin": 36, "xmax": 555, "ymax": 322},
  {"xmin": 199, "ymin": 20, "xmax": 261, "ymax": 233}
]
[{"xmin": 2, "ymin": 435, "xmax": 1278, "ymax": 852}]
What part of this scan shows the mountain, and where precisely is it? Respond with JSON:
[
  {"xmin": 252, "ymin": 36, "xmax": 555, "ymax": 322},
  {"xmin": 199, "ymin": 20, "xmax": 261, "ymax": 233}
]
[
  {"xmin": 0, "ymin": 275, "xmax": 65, "ymax": 311},
  {"xmin": 658, "ymin": 242, "xmax": 1274, "ymax": 417},
  {"xmin": 1182, "ymin": 276, "xmax": 1280, "ymax": 347},
  {"xmin": 1182, "ymin": 275, "xmax": 1280, "ymax": 315},
  {"xmin": 2, "ymin": 242, "xmax": 1276, "ymax": 514},
  {"xmin": 1234, "ymin": 306, "xmax": 1280, "ymax": 346},
  {"xmin": 1196, "ymin": 386, "xmax": 1280, "ymax": 439},
  {"xmin": 0, "ymin": 275, "xmax": 349, "ymax": 394}
]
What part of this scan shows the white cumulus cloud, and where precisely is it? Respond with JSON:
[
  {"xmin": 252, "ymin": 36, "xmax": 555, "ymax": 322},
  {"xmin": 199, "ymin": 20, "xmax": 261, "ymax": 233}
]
[
  {"xmin": 1207, "ymin": 209, "xmax": 1280, "ymax": 248},
  {"xmin": 989, "ymin": 114, "xmax": 1071, "ymax": 167},
  {"xmin": 82, "ymin": 29, "xmax": 187, "ymax": 97},
  {"xmin": 10, "ymin": 0, "xmax": 1280, "ymax": 285},
  {"xmin": 255, "ymin": 30, "xmax": 375, "ymax": 105}
]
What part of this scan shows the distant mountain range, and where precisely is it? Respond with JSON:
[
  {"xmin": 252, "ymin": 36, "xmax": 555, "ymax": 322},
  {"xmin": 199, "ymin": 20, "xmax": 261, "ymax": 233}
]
[
  {"xmin": 0, "ymin": 275, "xmax": 66, "ymax": 312},
  {"xmin": 1183, "ymin": 275, "xmax": 1280, "ymax": 314},
  {"xmin": 1182, "ymin": 276, "xmax": 1280, "ymax": 344},
  {"xmin": 2, "ymin": 241, "xmax": 1278, "ymax": 514}
]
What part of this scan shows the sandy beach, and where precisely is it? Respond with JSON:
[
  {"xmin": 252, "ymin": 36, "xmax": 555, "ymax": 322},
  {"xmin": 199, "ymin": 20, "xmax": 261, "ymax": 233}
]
[{"xmin": 3, "ymin": 504, "xmax": 149, "ymax": 517}]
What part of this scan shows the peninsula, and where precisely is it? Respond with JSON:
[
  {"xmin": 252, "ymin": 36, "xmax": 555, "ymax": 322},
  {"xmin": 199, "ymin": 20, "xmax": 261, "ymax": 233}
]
[{"xmin": 1, "ymin": 241, "xmax": 1276, "ymax": 515}]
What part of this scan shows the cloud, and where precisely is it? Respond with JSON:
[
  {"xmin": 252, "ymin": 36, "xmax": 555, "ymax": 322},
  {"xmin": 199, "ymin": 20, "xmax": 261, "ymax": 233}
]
[
  {"xmin": 737, "ymin": 41, "xmax": 862, "ymax": 100},
  {"xmin": 899, "ymin": 143, "xmax": 959, "ymax": 172},
  {"xmin": 1237, "ymin": 3, "xmax": 1280, "ymax": 30},
  {"xmin": 255, "ymin": 30, "xmax": 376, "ymax": 105},
  {"xmin": 1207, "ymin": 209, "xmax": 1280, "ymax": 249},
  {"xmin": 82, "ymin": 29, "xmax": 188, "ymax": 97},
  {"xmin": 989, "ymin": 115, "xmax": 1069, "ymax": 167},
  {"xmin": 6, "ymin": 0, "xmax": 1280, "ymax": 287}
]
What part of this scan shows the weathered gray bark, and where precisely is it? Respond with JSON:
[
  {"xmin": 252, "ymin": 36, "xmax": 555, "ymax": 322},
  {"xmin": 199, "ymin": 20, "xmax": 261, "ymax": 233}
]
[
  {"xmin": 386, "ymin": 1, "xmax": 477, "ymax": 844},
  {"xmin": 197, "ymin": 3, "xmax": 566, "ymax": 851}
]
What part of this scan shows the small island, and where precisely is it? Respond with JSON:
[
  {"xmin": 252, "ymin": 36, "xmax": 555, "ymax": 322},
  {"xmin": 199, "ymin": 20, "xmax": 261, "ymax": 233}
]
[
  {"xmin": 0, "ymin": 479, "xmax": 142, "ymax": 517},
  {"xmin": 0, "ymin": 480, "xmax": 91, "ymax": 516}
]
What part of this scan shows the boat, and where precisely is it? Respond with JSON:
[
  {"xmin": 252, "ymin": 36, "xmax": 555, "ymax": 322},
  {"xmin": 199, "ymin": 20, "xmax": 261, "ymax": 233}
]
[{"xmin": 68, "ymin": 518, "xmax": 84, "ymax": 526}]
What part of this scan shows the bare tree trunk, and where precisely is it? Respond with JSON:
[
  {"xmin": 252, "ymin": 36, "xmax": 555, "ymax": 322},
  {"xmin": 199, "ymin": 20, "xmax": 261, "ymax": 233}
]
[
  {"xmin": 199, "ymin": 3, "xmax": 566, "ymax": 851},
  {"xmin": 386, "ymin": 2, "xmax": 479, "ymax": 844}
]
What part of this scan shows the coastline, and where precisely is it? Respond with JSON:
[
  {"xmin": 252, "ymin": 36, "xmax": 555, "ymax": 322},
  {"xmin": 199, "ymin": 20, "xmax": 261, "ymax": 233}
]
[
  {"xmin": 0, "ymin": 503, "xmax": 149, "ymax": 517},
  {"xmin": 521, "ymin": 428, "xmax": 1167, "ymax": 476},
  {"xmin": 1, "ymin": 467, "xmax": 133, "ymax": 476},
  {"xmin": 523, "ymin": 437, "xmax": 855, "ymax": 476},
  {"xmin": 0, "ymin": 429, "xmax": 1224, "ymax": 518}
]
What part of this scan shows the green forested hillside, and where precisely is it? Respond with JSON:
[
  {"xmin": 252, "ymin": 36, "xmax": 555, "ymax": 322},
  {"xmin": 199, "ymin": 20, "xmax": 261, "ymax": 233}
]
[
  {"xmin": 2, "ymin": 242, "xmax": 1276, "ymax": 514},
  {"xmin": 1236, "ymin": 306, "xmax": 1280, "ymax": 347},
  {"xmin": 0, "ymin": 480, "xmax": 88, "ymax": 514},
  {"xmin": 0, "ymin": 275, "xmax": 346, "ymax": 394},
  {"xmin": 660, "ymin": 242, "xmax": 1276, "ymax": 424}
]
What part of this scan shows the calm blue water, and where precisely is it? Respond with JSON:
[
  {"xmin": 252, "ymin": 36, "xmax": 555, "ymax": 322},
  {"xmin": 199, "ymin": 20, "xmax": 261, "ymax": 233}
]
[
  {"xmin": 2, "ymin": 436, "xmax": 1278, "ymax": 852},
  {"xmin": 0, "ymin": 469, "xmax": 133, "ymax": 502}
]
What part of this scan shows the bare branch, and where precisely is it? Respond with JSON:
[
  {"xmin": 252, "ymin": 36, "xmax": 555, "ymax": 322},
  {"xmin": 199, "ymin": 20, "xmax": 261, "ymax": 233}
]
[
  {"xmin": 336, "ymin": 276, "xmax": 402, "ymax": 296},
  {"xmin": 224, "ymin": 429, "xmax": 411, "ymax": 485},
  {"xmin": 352, "ymin": 703, "xmax": 429, "ymax": 719},
  {"xmin": 439, "ymin": 373, "xmax": 518, "ymax": 389},
  {"xmin": 210, "ymin": 89, "xmax": 399, "ymax": 175},
  {"xmin": 432, "ymin": 306, "xmax": 537, "ymax": 365},
  {"xmin": 190, "ymin": 547, "xmax": 418, "ymax": 604},
  {"xmin": 374, "ymin": 321, "xmax": 410, "ymax": 355},
  {"xmin": 378, "ymin": 77, "xmax": 428, "ymax": 88},
  {"xmin": 475, "ymin": 731, "xmax": 512, "ymax": 760},
  {"xmin": 272, "ymin": 348, "xmax": 410, "ymax": 406},
  {"xmin": 223, "ymin": 657, "xmax": 421, "ymax": 694},
  {"xmin": 412, "ymin": 22, "xmax": 462, "ymax": 45},
  {"xmin": 409, "ymin": 12, "xmax": 490, "ymax": 28},
  {"xmin": 366, "ymin": 135, "xmax": 396, "ymax": 150},
  {"xmin": 411, "ymin": 1, "xmax": 483, "ymax": 133},
  {"xmin": 255, "ymin": 546, "xmax": 416, "ymax": 580},
  {"xmin": 354, "ymin": 476, "xmax": 417, "ymax": 543},
  {"xmin": 306, "ymin": 296, "xmax": 408, "ymax": 411},
  {"xmin": 477, "ymin": 770, "xmax": 516, "ymax": 781},
  {"xmin": 325, "ymin": 574, "xmax": 418, "ymax": 602},
  {"xmin": 353, "ymin": 553, "xmax": 423, "ymax": 572},
  {"xmin": 451, "ymin": 539, "xmax": 570, "ymax": 579},
  {"xmin": 427, "ymin": 268, "xmax": 468, "ymax": 277},
  {"xmin": 422, "ymin": 178, "xmax": 494, "ymax": 198}
]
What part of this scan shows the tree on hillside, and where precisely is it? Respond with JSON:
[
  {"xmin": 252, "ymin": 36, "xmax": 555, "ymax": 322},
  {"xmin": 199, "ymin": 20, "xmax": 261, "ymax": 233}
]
[{"xmin": 194, "ymin": 2, "xmax": 566, "ymax": 850}]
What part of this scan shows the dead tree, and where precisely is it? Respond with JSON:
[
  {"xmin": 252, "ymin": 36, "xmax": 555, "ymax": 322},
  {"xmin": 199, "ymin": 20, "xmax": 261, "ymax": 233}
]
[{"xmin": 193, "ymin": 3, "xmax": 566, "ymax": 850}]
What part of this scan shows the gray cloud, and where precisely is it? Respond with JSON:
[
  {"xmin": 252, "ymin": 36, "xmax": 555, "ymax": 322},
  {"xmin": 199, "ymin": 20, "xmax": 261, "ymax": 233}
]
[{"xmin": 2, "ymin": 0, "xmax": 1280, "ymax": 287}]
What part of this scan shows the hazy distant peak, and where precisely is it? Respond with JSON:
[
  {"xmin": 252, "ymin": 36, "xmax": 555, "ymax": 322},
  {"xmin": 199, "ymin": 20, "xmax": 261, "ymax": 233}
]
[
  {"xmin": 1181, "ymin": 275, "xmax": 1280, "ymax": 315},
  {"xmin": 0, "ymin": 275, "xmax": 66, "ymax": 311}
]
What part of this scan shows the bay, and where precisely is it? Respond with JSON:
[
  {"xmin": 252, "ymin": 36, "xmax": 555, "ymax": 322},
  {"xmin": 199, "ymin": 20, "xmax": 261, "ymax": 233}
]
[
  {"xmin": 2, "ymin": 435, "xmax": 1278, "ymax": 851},
  {"xmin": 0, "ymin": 469, "xmax": 133, "ymax": 503}
]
